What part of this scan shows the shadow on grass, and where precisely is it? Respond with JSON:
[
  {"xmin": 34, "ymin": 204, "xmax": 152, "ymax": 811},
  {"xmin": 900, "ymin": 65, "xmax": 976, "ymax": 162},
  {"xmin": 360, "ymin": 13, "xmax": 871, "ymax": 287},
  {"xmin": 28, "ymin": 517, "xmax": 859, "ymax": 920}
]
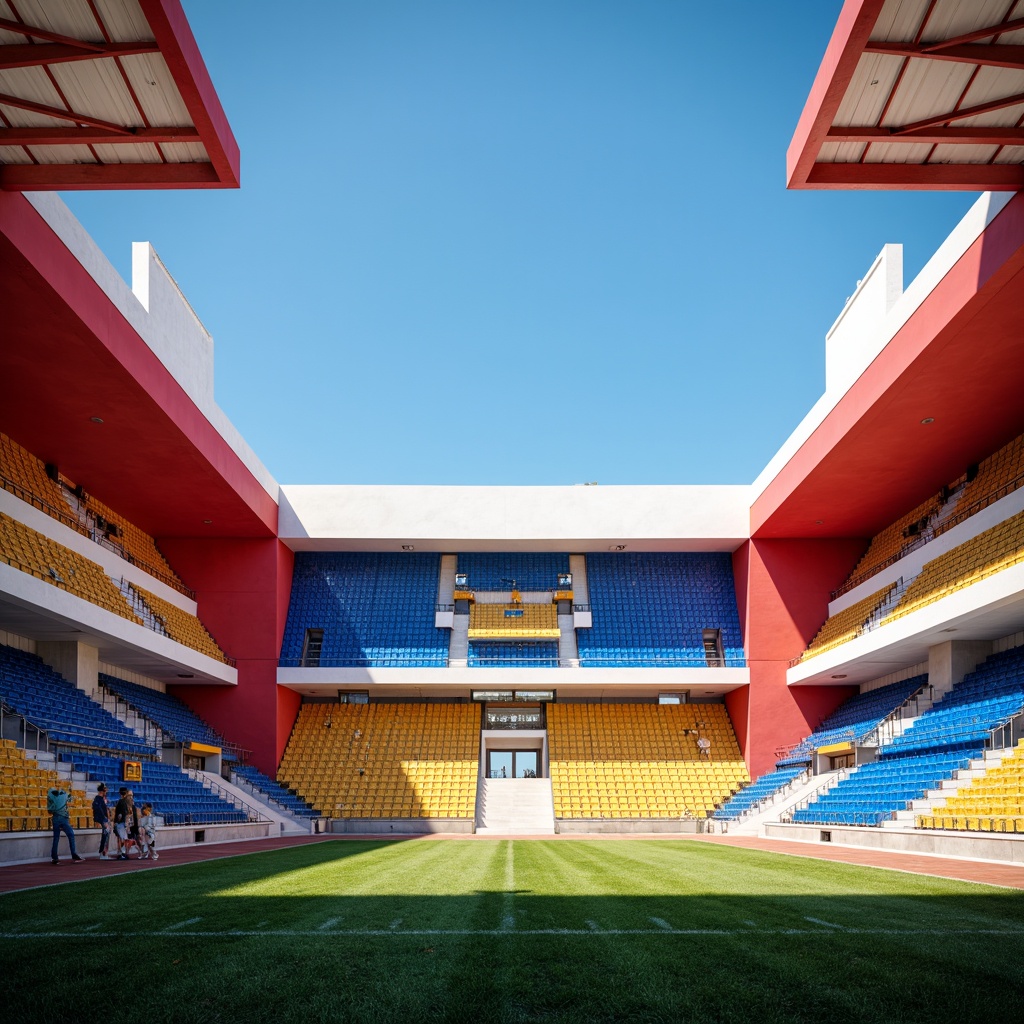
[{"xmin": 2, "ymin": 840, "xmax": 1022, "ymax": 1024}]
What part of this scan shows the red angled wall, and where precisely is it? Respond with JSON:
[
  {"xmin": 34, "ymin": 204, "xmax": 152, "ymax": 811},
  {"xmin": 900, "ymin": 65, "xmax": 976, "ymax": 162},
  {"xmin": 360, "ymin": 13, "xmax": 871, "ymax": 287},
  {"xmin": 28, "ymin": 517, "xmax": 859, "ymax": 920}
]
[
  {"xmin": 161, "ymin": 537, "xmax": 297, "ymax": 775},
  {"xmin": 729, "ymin": 538, "xmax": 865, "ymax": 778}
]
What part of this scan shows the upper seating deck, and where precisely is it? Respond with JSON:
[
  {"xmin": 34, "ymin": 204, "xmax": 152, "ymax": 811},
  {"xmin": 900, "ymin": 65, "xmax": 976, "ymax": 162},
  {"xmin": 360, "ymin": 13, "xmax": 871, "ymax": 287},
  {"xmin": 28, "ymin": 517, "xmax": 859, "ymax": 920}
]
[
  {"xmin": 456, "ymin": 553, "xmax": 569, "ymax": 592},
  {"xmin": 578, "ymin": 553, "xmax": 743, "ymax": 667},
  {"xmin": 279, "ymin": 553, "xmax": 450, "ymax": 667},
  {"xmin": 0, "ymin": 431, "xmax": 186, "ymax": 594},
  {"xmin": 835, "ymin": 429, "xmax": 1024, "ymax": 598}
]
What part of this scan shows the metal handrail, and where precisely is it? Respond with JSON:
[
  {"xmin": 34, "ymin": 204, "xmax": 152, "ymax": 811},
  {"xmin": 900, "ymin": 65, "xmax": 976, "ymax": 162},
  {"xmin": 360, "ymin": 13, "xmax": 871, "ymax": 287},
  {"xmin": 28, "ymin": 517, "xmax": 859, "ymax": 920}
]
[
  {"xmin": 779, "ymin": 767, "xmax": 851, "ymax": 823},
  {"xmin": 718, "ymin": 767, "xmax": 812, "ymax": 824},
  {"xmin": 184, "ymin": 768, "xmax": 269, "ymax": 823},
  {"xmin": 0, "ymin": 475, "xmax": 196, "ymax": 598}
]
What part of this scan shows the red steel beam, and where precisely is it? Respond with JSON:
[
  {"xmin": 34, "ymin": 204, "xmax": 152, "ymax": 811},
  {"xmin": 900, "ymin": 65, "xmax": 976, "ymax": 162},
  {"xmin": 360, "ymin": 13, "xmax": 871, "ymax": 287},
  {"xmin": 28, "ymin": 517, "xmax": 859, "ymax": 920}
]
[
  {"xmin": 0, "ymin": 162, "xmax": 221, "ymax": 190},
  {"xmin": 922, "ymin": 16, "xmax": 1024, "ymax": 49},
  {"xmin": 827, "ymin": 126, "xmax": 1024, "ymax": 145},
  {"xmin": 0, "ymin": 41, "xmax": 160, "ymax": 69},
  {"xmin": 804, "ymin": 163, "xmax": 1024, "ymax": 190},
  {"xmin": 864, "ymin": 42, "xmax": 1024, "ymax": 70},
  {"xmin": 0, "ymin": 92, "xmax": 133, "ymax": 132},
  {"xmin": 895, "ymin": 91, "xmax": 1024, "ymax": 134},
  {"xmin": 137, "ymin": 0, "xmax": 239, "ymax": 188},
  {"xmin": 787, "ymin": 0, "xmax": 889, "ymax": 189},
  {"xmin": 0, "ymin": 16, "xmax": 106, "ymax": 50},
  {"xmin": 0, "ymin": 125, "xmax": 199, "ymax": 145}
]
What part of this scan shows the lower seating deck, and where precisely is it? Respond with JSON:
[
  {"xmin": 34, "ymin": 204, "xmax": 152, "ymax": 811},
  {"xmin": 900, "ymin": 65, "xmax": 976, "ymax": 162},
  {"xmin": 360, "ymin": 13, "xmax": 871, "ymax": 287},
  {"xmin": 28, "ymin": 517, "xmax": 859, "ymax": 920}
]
[
  {"xmin": 279, "ymin": 703, "xmax": 480, "ymax": 819},
  {"xmin": 547, "ymin": 704, "xmax": 748, "ymax": 819}
]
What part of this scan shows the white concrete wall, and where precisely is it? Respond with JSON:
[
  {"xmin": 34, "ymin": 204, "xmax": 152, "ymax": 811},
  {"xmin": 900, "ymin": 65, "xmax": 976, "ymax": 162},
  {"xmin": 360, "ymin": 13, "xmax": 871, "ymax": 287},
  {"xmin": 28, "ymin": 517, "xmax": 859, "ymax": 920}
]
[
  {"xmin": 24, "ymin": 192, "xmax": 278, "ymax": 503},
  {"xmin": 824, "ymin": 243, "xmax": 902, "ymax": 396},
  {"xmin": 278, "ymin": 484, "xmax": 752, "ymax": 551},
  {"xmin": 278, "ymin": 665, "xmax": 749, "ymax": 693}
]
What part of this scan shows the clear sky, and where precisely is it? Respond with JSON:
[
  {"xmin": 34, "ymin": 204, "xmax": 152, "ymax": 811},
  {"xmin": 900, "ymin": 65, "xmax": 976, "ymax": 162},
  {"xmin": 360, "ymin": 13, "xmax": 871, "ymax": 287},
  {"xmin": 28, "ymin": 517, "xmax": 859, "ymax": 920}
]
[{"xmin": 63, "ymin": 1, "xmax": 976, "ymax": 488}]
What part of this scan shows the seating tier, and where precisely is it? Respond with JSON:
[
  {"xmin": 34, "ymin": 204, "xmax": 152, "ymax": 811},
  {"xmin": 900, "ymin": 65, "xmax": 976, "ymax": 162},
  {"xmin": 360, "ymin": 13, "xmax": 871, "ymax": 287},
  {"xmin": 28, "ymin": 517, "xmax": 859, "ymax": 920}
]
[
  {"xmin": 280, "ymin": 553, "xmax": 449, "ymax": 667},
  {"xmin": 278, "ymin": 702, "xmax": 479, "ymax": 819},
  {"xmin": 548, "ymin": 703, "xmax": 748, "ymax": 819},
  {"xmin": 578, "ymin": 553, "xmax": 743, "ymax": 667}
]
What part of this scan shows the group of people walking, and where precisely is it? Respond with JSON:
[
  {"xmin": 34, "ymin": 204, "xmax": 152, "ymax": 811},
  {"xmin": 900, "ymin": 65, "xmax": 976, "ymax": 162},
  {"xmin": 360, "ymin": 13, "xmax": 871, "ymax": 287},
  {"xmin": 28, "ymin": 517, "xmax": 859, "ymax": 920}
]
[{"xmin": 48, "ymin": 781, "xmax": 159, "ymax": 864}]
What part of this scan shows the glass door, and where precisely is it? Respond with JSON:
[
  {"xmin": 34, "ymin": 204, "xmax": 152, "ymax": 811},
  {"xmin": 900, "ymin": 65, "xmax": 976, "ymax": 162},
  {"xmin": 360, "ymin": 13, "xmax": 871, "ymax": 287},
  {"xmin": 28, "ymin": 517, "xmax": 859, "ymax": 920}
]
[{"xmin": 487, "ymin": 750, "xmax": 539, "ymax": 778}]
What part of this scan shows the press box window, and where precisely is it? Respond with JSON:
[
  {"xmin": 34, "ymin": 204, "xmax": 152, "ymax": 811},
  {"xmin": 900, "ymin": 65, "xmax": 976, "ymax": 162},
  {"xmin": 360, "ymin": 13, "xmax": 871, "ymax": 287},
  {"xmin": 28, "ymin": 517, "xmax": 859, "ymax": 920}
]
[{"xmin": 302, "ymin": 628, "xmax": 324, "ymax": 667}]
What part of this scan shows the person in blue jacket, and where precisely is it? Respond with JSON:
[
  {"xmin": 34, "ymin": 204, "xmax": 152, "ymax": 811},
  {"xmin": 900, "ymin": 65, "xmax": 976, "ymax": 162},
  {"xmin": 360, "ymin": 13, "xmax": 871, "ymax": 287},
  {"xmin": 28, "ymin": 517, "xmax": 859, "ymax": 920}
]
[{"xmin": 47, "ymin": 785, "xmax": 83, "ymax": 865}]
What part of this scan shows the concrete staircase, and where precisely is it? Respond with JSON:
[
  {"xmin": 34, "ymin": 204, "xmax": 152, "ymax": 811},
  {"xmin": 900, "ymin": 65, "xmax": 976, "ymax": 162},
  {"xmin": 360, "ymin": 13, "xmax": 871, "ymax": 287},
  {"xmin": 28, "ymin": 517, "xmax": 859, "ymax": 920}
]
[
  {"xmin": 449, "ymin": 613, "xmax": 469, "ymax": 664},
  {"xmin": 558, "ymin": 614, "xmax": 578, "ymax": 665},
  {"xmin": 201, "ymin": 771, "xmax": 310, "ymax": 835},
  {"xmin": 475, "ymin": 778, "xmax": 556, "ymax": 834},
  {"xmin": 724, "ymin": 770, "xmax": 836, "ymax": 835}
]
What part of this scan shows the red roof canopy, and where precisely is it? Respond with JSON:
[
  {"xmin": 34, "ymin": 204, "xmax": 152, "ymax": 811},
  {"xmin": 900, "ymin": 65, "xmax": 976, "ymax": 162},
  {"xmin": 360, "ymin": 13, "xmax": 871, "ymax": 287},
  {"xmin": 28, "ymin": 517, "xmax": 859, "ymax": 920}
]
[
  {"xmin": 789, "ymin": 0, "xmax": 1024, "ymax": 191},
  {"xmin": 0, "ymin": 0, "xmax": 238, "ymax": 190}
]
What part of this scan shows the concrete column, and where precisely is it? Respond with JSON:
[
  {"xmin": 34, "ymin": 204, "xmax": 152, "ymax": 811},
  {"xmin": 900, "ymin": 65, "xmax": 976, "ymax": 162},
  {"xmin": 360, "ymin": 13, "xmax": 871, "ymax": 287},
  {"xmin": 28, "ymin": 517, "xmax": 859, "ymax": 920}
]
[
  {"xmin": 926, "ymin": 639, "xmax": 992, "ymax": 700},
  {"xmin": 36, "ymin": 640, "xmax": 99, "ymax": 695}
]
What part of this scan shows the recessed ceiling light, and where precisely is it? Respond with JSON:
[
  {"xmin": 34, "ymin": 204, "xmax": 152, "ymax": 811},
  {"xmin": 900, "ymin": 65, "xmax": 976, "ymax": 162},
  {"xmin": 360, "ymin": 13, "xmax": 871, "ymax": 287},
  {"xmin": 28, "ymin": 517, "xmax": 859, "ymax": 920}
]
[
  {"xmin": 941, "ymin": 627, "xmax": 957, "ymax": 633},
  {"xmin": 203, "ymin": 519, "xmax": 213, "ymax": 524},
  {"xmin": 609, "ymin": 544, "xmax": 627, "ymax": 551},
  {"xmin": 401, "ymin": 544, "xmax": 415, "ymax": 551},
  {"xmin": 920, "ymin": 417, "xmax": 935, "ymax": 425},
  {"xmin": 90, "ymin": 416, "xmax": 104, "ymax": 424},
  {"xmin": 831, "ymin": 674, "xmax": 847, "ymax": 679}
]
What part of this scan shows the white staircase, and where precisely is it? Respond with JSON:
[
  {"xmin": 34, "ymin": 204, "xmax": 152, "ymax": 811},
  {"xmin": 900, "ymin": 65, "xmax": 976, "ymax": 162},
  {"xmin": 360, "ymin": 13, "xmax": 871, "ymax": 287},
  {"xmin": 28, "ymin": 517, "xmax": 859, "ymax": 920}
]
[
  {"xmin": 202, "ymin": 771, "xmax": 310, "ymax": 835},
  {"xmin": 569, "ymin": 554, "xmax": 589, "ymax": 605},
  {"xmin": 475, "ymin": 778, "xmax": 556, "ymax": 834},
  {"xmin": 558, "ymin": 614, "xmax": 578, "ymax": 665},
  {"xmin": 449, "ymin": 613, "xmax": 469, "ymax": 664}
]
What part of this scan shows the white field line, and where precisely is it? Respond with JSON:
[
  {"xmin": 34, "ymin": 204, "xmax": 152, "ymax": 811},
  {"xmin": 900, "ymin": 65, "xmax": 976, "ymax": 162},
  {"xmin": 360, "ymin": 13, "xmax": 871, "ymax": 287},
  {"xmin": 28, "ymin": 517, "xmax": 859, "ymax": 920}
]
[
  {"xmin": 649, "ymin": 917, "xmax": 674, "ymax": 931},
  {"xmin": 389, "ymin": 919, "xmax": 403, "ymax": 930},
  {"xmin": 162, "ymin": 917, "xmax": 202, "ymax": 931},
  {"xmin": 3, "ymin": 927, "xmax": 1022, "ymax": 939},
  {"xmin": 804, "ymin": 917, "xmax": 845, "ymax": 930},
  {"xmin": 318, "ymin": 918, "xmax": 341, "ymax": 931}
]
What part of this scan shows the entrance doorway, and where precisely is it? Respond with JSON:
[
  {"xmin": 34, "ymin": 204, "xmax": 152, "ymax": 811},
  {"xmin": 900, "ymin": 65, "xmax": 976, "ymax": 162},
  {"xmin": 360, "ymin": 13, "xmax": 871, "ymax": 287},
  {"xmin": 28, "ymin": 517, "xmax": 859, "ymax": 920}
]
[{"xmin": 487, "ymin": 750, "xmax": 539, "ymax": 779}]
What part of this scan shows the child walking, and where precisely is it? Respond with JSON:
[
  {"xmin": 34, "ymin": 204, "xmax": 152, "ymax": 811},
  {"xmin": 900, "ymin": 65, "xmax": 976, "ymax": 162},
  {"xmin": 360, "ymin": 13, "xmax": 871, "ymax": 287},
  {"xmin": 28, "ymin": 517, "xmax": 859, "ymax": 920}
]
[{"xmin": 139, "ymin": 802, "xmax": 159, "ymax": 860}]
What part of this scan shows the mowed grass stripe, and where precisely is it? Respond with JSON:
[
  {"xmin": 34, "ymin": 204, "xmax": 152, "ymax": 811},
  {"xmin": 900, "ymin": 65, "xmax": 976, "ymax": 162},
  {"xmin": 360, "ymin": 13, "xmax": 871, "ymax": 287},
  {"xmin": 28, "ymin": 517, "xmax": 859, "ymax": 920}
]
[{"xmin": 3, "ymin": 840, "xmax": 1023, "ymax": 1024}]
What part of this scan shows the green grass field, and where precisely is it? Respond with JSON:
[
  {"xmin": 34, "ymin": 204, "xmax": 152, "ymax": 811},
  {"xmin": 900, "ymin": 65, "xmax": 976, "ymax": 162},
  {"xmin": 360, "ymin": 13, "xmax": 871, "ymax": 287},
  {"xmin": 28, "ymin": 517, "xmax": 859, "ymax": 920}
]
[{"xmin": 2, "ymin": 839, "xmax": 1022, "ymax": 1024}]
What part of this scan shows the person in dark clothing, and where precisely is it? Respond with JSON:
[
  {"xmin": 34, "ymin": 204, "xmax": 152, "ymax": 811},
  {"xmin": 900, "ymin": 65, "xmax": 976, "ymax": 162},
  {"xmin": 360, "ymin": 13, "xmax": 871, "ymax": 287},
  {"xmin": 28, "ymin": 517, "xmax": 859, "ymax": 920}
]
[
  {"xmin": 92, "ymin": 782, "xmax": 111, "ymax": 860},
  {"xmin": 114, "ymin": 786, "xmax": 130, "ymax": 860}
]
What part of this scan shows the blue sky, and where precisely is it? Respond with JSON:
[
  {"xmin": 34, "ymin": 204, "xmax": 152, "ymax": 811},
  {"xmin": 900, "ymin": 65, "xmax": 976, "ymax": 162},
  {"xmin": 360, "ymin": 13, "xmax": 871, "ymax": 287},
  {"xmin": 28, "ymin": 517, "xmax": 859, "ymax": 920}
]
[{"xmin": 63, "ymin": 1, "xmax": 975, "ymax": 488}]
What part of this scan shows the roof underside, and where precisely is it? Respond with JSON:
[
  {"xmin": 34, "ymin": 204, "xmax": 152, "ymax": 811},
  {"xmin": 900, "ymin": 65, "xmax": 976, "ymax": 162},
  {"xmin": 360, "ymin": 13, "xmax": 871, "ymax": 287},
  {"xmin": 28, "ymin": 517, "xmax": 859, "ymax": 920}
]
[
  {"xmin": 789, "ymin": 0, "xmax": 1024, "ymax": 190},
  {"xmin": 0, "ymin": 0, "xmax": 238, "ymax": 190}
]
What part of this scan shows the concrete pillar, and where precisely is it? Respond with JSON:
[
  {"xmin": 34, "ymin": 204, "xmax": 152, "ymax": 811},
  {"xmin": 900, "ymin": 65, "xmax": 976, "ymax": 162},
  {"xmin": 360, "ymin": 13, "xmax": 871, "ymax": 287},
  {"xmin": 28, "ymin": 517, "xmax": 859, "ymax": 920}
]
[
  {"xmin": 36, "ymin": 640, "xmax": 99, "ymax": 695},
  {"xmin": 927, "ymin": 639, "xmax": 992, "ymax": 700}
]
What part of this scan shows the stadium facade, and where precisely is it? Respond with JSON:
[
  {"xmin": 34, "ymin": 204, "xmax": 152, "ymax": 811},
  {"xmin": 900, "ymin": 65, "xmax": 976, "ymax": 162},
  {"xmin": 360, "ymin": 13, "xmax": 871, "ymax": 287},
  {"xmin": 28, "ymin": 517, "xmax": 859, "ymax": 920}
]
[{"xmin": 1, "ymin": 0, "xmax": 1023, "ymax": 856}]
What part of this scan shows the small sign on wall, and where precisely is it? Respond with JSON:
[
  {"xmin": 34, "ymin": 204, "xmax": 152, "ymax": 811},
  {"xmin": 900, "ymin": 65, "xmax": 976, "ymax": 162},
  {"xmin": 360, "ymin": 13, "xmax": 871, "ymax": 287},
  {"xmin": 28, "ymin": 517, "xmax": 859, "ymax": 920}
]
[{"xmin": 122, "ymin": 760, "xmax": 143, "ymax": 782}]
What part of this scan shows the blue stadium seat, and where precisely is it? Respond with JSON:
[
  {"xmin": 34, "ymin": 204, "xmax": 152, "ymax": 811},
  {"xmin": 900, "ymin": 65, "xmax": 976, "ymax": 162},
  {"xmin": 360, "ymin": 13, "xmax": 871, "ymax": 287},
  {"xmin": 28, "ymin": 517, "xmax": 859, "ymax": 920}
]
[
  {"xmin": 279, "ymin": 553, "xmax": 450, "ymax": 667},
  {"xmin": 578, "ymin": 553, "xmax": 744, "ymax": 667}
]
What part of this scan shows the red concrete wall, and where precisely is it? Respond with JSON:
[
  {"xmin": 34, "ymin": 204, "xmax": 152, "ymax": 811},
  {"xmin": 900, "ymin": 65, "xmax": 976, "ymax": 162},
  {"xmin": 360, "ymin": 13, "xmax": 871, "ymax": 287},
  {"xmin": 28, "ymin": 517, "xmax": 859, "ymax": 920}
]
[
  {"xmin": 161, "ymin": 537, "xmax": 297, "ymax": 775},
  {"xmin": 730, "ymin": 538, "xmax": 865, "ymax": 778}
]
